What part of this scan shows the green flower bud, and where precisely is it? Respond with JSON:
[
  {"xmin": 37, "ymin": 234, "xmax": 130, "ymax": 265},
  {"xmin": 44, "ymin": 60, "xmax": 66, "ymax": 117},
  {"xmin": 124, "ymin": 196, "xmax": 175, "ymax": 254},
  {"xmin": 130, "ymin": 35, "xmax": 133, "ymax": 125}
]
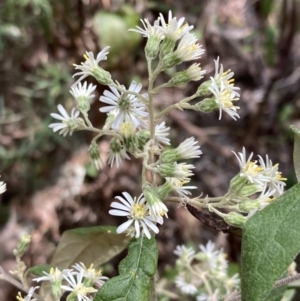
[
  {"xmin": 223, "ymin": 212, "xmax": 246, "ymax": 228},
  {"xmin": 194, "ymin": 98, "xmax": 218, "ymax": 113},
  {"xmin": 229, "ymin": 174, "xmax": 248, "ymax": 193},
  {"xmin": 238, "ymin": 200, "xmax": 260, "ymax": 212},
  {"xmin": 237, "ymin": 183, "xmax": 262, "ymax": 197},
  {"xmin": 159, "ymin": 38, "xmax": 176, "ymax": 58},
  {"xmin": 145, "ymin": 36, "xmax": 161, "ymax": 60},
  {"xmin": 89, "ymin": 142, "xmax": 103, "ymax": 170},
  {"xmin": 196, "ymin": 80, "xmax": 212, "ymax": 96},
  {"xmin": 91, "ymin": 67, "xmax": 113, "ymax": 85},
  {"xmin": 144, "ymin": 184, "xmax": 168, "ymax": 217},
  {"xmin": 136, "ymin": 130, "xmax": 150, "ymax": 149},
  {"xmin": 110, "ymin": 138, "xmax": 122, "ymax": 152},
  {"xmin": 162, "ymin": 52, "xmax": 181, "ymax": 69},
  {"xmin": 14, "ymin": 234, "xmax": 31, "ymax": 257},
  {"xmin": 160, "ymin": 149, "xmax": 181, "ymax": 164},
  {"xmin": 157, "ymin": 180, "xmax": 174, "ymax": 200},
  {"xmin": 77, "ymin": 96, "xmax": 90, "ymax": 113},
  {"xmin": 123, "ymin": 136, "xmax": 139, "ymax": 153}
]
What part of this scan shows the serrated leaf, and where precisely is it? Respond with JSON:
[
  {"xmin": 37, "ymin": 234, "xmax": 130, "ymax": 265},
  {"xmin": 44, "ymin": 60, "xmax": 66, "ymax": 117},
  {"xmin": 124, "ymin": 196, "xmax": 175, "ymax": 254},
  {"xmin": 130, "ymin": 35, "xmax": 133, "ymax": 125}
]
[
  {"xmin": 241, "ymin": 183, "xmax": 300, "ymax": 301},
  {"xmin": 94, "ymin": 235, "xmax": 158, "ymax": 301},
  {"xmin": 290, "ymin": 125, "xmax": 300, "ymax": 182},
  {"xmin": 50, "ymin": 226, "xmax": 131, "ymax": 269},
  {"xmin": 26, "ymin": 264, "xmax": 53, "ymax": 277}
]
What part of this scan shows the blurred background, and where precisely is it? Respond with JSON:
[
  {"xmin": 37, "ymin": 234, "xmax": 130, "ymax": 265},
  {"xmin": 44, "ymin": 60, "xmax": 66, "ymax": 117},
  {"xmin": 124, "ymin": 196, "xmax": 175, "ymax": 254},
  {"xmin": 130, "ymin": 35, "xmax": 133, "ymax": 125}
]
[{"xmin": 0, "ymin": 0, "xmax": 300, "ymax": 299}]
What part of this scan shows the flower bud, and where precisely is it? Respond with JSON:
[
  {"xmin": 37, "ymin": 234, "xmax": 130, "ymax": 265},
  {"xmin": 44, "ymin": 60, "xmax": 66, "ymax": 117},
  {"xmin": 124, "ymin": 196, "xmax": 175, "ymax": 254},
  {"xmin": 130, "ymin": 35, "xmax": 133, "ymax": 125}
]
[
  {"xmin": 89, "ymin": 142, "xmax": 103, "ymax": 170},
  {"xmin": 159, "ymin": 38, "xmax": 176, "ymax": 58},
  {"xmin": 77, "ymin": 96, "xmax": 90, "ymax": 113},
  {"xmin": 193, "ymin": 98, "xmax": 218, "ymax": 113},
  {"xmin": 123, "ymin": 136, "xmax": 139, "ymax": 153},
  {"xmin": 196, "ymin": 80, "xmax": 211, "ymax": 97},
  {"xmin": 162, "ymin": 52, "xmax": 181, "ymax": 69},
  {"xmin": 136, "ymin": 130, "xmax": 150, "ymax": 149},
  {"xmin": 158, "ymin": 163, "xmax": 194, "ymax": 180},
  {"xmin": 238, "ymin": 200, "xmax": 260, "ymax": 212},
  {"xmin": 13, "ymin": 234, "xmax": 31, "ymax": 257},
  {"xmin": 144, "ymin": 184, "xmax": 168, "ymax": 217},
  {"xmin": 237, "ymin": 183, "xmax": 262, "ymax": 197},
  {"xmin": 145, "ymin": 36, "xmax": 161, "ymax": 60},
  {"xmin": 157, "ymin": 180, "xmax": 174, "ymax": 200},
  {"xmin": 92, "ymin": 67, "xmax": 113, "ymax": 86},
  {"xmin": 229, "ymin": 174, "xmax": 248, "ymax": 193},
  {"xmin": 223, "ymin": 212, "xmax": 246, "ymax": 228}
]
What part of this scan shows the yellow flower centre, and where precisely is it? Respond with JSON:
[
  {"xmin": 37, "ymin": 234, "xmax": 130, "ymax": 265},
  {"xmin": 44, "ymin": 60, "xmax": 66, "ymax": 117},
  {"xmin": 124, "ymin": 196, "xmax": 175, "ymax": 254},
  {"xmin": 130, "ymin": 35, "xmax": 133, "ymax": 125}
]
[
  {"xmin": 245, "ymin": 161, "xmax": 264, "ymax": 175},
  {"xmin": 83, "ymin": 53, "xmax": 89, "ymax": 60},
  {"xmin": 120, "ymin": 122, "xmax": 135, "ymax": 138},
  {"xmin": 219, "ymin": 90, "xmax": 239, "ymax": 108},
  {"xmin": 131, "ymin": 203, "xmax": 147, "ymax": 220}
]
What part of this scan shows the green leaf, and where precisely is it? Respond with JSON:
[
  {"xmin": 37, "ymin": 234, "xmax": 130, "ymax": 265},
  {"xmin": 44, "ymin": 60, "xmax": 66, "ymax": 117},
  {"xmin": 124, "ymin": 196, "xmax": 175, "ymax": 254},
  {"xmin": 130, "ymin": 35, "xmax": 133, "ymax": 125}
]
[
  {"xmin": 241, "ymin": 183, "xmax": 300, "ymax": 301},
  {"xmin": 290, "ymin": 125, "xmax": 300, "ymax": 182},
  {"xmin": 50, "ymin": 226, "xmax": 131, "ymax": 269},
  {"xmin": 95, "ymin": 235, "xmax": 158, "ymax": 301},
  {"xmin": 26, "ymin": 264, "xmax": 53, "ymax": 277}
]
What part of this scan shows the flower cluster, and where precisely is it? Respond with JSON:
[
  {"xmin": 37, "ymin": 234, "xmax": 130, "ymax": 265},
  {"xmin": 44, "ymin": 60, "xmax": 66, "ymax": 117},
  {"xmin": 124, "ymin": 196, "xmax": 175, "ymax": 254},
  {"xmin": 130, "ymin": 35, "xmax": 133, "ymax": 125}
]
[
  {"xmin": 31, "ymin": 263, "xmax": 108, "ymax": 301},
  {"xmin": 172, "ymin": 241, "xmax": 240, "ymax": 300},
  {"xmin": 232, "ymin": 147, "xmax": 286, "ymax": 198}
]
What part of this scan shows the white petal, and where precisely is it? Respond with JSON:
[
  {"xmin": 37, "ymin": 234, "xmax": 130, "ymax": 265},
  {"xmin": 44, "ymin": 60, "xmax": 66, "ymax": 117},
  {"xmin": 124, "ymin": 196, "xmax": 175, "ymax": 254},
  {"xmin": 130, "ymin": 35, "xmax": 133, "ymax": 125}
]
[
  {"xmin": 109, "ymin": 209, "xmax": 129, "ymax": 216},
  {"xmin": 117, "ymin": 219, "xmax": 134, "ymax": 233}
]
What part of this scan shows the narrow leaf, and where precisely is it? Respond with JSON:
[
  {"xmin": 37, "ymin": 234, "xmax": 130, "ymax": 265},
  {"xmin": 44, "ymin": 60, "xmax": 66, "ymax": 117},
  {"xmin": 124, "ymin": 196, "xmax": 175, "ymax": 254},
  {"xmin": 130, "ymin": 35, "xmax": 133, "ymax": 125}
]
[
  {"xmin": 290, "ymin": 125, "xmax": 300, "ymax": 182},
  {"xmin": 241, "ymin": 183, "xmax": 300, "ymax": 301},
  {"xmin": 95, "ymin": 235, "xmax": 158, "ymax": 301}
]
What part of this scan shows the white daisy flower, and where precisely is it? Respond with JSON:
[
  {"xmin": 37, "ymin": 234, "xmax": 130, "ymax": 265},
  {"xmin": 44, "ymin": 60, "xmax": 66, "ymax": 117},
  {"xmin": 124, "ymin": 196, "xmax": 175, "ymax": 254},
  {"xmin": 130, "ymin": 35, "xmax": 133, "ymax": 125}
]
[
  {"xmin": 209, "ymin": 78, "xmax": 240, "ymax": 120},
  {"xmin": 186, "ymin": 63, "xmax": 206, "ymax": 81},
  {"xmin": 258, "ymin": 154, "xmax": 286, "ymax": 196},
  {"xmin": 175, "ymin": 276, "xmax": 197, "ymax": 295},
  {"xmin": 155, "ymin": 121, "xmax": 170, "ymax": 146},
  {"xmin": 72, "ymin": 263, "xmax": 108, "ymax": 287},
  {"xmin": 33, "ymin": 267, "xmax": 68, "ymax": 283},
  {"xmin": 107, "ymin": 138, "xmax": 130, "ymax": 168},
  {"xmin": 49, "ymin": 104, "xmax": 80, "ymax": 136},
  {"xmin": 160, "ymin": 137, "xmax": 202, "ymax": 164},
  {"xmin": 99, "ymin": 81, "xmax": 148, "ymax": 129},
  {"xmin": 70, "ymin": 81, "xmax": 97, "ymax": 103},
  {"xmin": 129, "ymin": 18, "xmax": 164, "ymax": 39},
  {"xmin": 199, "ymin": 241, "xmax": 228, "ymax": 276},
  {"xmin": 158, "ymin": 162, "xmax": 195, "ymax": 181},
  {"xmin": 157, "ymin": 11, "xmax": 194, "ymax": 41},
  {"xmin": 165, "ymin": 177, "xmax": 197, "ymax": 199},
  {"xmin": 174, "ymin": 245, "xmax": 195, "ymax": 258},
  {"xmin": 61, "ymin": 269, "xmax": 97, "ymax": 301},
  {"xmin": 213, "ymin": 56, "xmax": 240, "ymax": 97},
  {"xmin": 73, "ymin": 47, "xmax": 111, "ymax": 87},
  {"xmin": 174, "ymin": 33, "xmax": 205, "ymax": 62},
  {"xmin": 0, "ymin": 180, "xmax": 6, "ymax": 194},
  {"xmin": 109, "ymin": 192, "xmax": 163, "ymax": 239},
  {"xmin": 16, "ymin": 286, "xmax": 39, "ymax": 301},
  {"xmin": 232, "ymin": 148, "xmax": 269, "ymax": 188},
  {"xmin": 176, "ymin": 137, "xmax": 202, "ymax": 159}
]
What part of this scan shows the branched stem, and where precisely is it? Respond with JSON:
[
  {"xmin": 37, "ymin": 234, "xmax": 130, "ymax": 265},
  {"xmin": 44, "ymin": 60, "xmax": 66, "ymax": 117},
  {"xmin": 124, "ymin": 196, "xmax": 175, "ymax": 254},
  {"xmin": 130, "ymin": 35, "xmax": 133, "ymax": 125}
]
[
  {"xmin": 0, "ymin": 266, "xmax": 45, "ymax": 301},
  {"xmin": 155, "ymin": 93, "xmax": 198, "ymax": 120}
]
